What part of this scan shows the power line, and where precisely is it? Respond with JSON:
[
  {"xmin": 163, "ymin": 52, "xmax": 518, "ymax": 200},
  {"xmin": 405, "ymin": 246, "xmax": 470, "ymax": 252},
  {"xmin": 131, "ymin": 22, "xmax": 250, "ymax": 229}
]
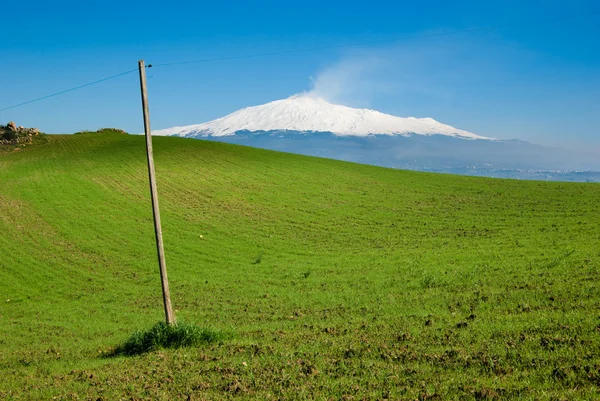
[
  {"xmin": 0, "ymin": 68, "xmax": 138, "ymax": 113},
  {"xmin": 150, "ymin": 10, "xmax": 600, "ymax": 68}
]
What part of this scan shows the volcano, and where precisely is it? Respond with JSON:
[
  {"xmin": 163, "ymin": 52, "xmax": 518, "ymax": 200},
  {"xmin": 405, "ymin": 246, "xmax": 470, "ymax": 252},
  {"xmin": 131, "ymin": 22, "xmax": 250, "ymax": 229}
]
[{"xmin": 151, "ymin": 95, "xmax": 600, "ymax": 182}]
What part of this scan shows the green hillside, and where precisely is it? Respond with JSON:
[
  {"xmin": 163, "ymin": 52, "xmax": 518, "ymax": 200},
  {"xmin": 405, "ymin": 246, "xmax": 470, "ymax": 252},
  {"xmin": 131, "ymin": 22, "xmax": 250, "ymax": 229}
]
[{"xmin": 1, "ymin": 132, "xmax": 599, "ymax": 400}]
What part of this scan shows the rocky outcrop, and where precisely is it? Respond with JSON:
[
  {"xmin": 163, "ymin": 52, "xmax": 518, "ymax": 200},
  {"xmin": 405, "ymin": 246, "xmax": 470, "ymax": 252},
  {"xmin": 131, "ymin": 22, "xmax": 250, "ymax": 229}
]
[{"xmin": 0, "ymin": 122, "xmax": 40, "ymax": 144}]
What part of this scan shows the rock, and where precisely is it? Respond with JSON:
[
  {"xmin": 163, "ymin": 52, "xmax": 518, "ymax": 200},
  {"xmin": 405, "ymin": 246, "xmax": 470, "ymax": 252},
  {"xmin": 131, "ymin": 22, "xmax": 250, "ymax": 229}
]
[
  {"xmin": 1, "ymin": 123, "xmax": 41, "ymax": 144},
  {"xmin": 24, "ymin": 128, "xmax": 39, "ymax": 136}
]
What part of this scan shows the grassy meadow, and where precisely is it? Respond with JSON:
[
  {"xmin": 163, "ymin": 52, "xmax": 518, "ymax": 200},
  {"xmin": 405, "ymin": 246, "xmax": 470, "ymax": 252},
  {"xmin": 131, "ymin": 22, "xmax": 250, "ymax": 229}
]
[{"xmin": 0, "ymin": 131, "xmax": 599, "ymax": 400}]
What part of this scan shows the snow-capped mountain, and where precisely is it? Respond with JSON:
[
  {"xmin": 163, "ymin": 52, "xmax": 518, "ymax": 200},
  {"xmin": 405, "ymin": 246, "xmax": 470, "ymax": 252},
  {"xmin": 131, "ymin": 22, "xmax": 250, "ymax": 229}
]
[
  {"xmin": 152, "ymin": 95, "xmax": 488, "ymax": 140},
  {"xmin": 151, "ymin": 95, "xmax": 600, "ymax": 182}
]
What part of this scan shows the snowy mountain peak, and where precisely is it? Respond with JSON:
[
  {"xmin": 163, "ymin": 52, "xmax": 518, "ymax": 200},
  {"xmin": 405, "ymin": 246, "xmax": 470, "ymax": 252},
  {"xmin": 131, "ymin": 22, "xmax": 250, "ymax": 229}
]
[{"xmin": 152, "ymin": 95, "xmax": 489, "ymax": 139}]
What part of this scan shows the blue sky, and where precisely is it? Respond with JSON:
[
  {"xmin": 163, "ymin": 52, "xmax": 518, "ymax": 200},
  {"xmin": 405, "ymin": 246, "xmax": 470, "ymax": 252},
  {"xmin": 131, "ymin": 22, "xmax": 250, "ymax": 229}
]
[{"xmin": 1, "ymin": 0, "xmax": 599, "ymax": 152}]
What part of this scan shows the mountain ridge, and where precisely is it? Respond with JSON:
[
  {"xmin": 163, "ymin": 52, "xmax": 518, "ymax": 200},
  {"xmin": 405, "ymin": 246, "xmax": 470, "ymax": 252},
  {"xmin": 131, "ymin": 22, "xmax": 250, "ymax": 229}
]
[
  {"xmin": 147, "ymin": 95, "xmax": 599, "ymax": 181},
  {"xmin": 151, "ymin": 95, "xmax": 488, "ymax": 139}
]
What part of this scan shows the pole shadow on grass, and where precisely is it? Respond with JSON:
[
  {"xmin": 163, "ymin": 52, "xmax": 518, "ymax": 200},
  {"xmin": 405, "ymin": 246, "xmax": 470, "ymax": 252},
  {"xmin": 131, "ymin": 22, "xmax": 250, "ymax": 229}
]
[{"xmin": 106, "ymin": 321, "xmax": 232, "ymax": 357}]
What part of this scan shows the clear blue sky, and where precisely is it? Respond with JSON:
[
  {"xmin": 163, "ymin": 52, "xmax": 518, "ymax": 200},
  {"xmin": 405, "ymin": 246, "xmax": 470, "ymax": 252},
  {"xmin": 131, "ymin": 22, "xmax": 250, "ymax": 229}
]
[{"xmin": 1, "ymin": 0, "xmax": 599, "ymax": 152}]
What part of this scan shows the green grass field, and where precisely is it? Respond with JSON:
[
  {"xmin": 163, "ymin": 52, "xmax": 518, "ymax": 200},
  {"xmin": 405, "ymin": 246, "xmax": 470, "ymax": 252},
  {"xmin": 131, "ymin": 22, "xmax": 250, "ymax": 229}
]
[{"xmin": 0, "ymin": 131, "xmax": 599, "ymax": 400}]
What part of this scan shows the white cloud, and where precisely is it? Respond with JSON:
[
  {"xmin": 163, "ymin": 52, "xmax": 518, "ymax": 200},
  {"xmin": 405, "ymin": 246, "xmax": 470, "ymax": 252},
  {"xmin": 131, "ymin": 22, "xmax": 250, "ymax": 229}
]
[
  {"xmin": 305, "ymin": 54, "xmax": 391, "ymax": 107},
  {"xmin": 302, "ymin": 42, "xmax": 460, "ymax": 109}
]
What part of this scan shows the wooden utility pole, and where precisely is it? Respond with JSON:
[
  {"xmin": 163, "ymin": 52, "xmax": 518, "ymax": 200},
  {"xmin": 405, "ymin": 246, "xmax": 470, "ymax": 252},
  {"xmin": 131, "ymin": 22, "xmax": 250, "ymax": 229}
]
[{"xmin": 138, "ymin": 60, "xmax": 175, "ymax": 325}]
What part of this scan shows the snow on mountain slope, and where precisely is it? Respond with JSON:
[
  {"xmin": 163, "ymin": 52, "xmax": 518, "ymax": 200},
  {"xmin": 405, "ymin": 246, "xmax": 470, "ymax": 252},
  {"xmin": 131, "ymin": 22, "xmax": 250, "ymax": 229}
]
[{"xmin": 152, "ymin": 95, "xmax": 490, "ymax": 140}]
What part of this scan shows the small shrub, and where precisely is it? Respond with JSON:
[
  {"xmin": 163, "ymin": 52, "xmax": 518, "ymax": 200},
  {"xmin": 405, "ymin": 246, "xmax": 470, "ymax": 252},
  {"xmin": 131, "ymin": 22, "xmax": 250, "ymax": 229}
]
[
  {"xmin": 97, "ymin": 128, "xmax": 128, "ymax": 135},
  {"xmin": 420, "ymin": 274, "xmax": 437, "ymax": 289},
  {"xmin": 111, "ymin": 321, "xmax": 229, "ymax": 356},
  {"xmin": 74, "ymin": 128, "xmax": 128, "ymax": 135},
  {"xmin": 252, "ymin": 252, "xmax": 263, "ymax": 265},
  {"xmin": 3, "ymin": 129, "xmax": 17, "ymax": 141}
]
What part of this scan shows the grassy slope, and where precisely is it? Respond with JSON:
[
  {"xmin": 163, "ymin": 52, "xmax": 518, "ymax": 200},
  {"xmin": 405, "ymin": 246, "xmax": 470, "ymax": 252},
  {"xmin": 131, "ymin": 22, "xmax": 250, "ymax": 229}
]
[{"xmin": 0, "ymin": 132, "xmax": 599, "ymax": 400}]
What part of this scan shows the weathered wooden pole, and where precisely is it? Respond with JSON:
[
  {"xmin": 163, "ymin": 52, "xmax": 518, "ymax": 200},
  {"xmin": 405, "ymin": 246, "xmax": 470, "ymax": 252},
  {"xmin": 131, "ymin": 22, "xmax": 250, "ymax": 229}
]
[{"xmin": 138, "ymin": 60, "xmax": 175, "ymax": 325}]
